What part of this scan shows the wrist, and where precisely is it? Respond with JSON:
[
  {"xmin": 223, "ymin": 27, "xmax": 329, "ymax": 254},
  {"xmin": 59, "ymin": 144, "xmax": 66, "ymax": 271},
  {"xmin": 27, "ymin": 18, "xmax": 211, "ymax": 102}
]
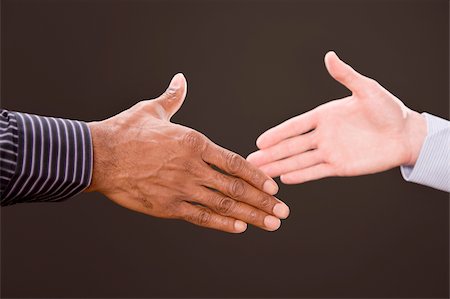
[
  {"xmin": 85, "ymin": 120, "xmax": 112, "ymax": 193},
  {"xmin": 402, "ymin": 110, "xmax": 427, "ymax": 166}
]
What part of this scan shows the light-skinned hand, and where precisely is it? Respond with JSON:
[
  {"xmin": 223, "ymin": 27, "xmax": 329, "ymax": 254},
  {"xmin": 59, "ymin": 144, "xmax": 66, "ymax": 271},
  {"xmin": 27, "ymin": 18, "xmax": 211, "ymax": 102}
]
[{"xmin": 247, "ymin": 51, "xmax": 427, "ymax": 184}]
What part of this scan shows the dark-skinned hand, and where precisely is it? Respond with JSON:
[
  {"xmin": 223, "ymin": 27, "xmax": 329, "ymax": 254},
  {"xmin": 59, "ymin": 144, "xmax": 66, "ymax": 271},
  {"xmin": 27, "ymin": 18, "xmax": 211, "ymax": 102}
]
[{"xmin": 86, "ymin": 74, "xmax": 289, "ymax": 233}]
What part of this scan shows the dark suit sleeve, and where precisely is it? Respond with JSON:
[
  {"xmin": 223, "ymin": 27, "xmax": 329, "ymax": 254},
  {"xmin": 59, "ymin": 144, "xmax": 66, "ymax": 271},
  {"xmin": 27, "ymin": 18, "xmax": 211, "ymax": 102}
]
[{"xmin": 0, "ymin": 109, "xmax": 93, "ymax": 206}]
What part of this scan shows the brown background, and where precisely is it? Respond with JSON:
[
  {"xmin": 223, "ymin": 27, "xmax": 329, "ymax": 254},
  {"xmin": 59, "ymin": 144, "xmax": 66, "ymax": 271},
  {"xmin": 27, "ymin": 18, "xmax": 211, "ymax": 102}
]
[{"xmin": 1, "ymin": 0, "xmax": 449, "ymax": 297}]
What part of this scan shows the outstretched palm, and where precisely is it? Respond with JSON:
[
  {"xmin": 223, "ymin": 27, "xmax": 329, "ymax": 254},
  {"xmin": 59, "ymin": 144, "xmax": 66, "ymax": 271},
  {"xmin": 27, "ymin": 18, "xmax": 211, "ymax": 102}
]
[{"xmin": 247, "ymin": 52, "xmax": 426, "ymax": 184}]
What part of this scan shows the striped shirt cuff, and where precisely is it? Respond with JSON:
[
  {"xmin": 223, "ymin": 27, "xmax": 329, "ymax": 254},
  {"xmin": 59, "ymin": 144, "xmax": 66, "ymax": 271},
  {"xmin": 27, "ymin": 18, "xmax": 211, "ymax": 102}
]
[
  {"xmin": 400, "ymin": 113, "xmax": 450, "ymax": 192},
  {"xmin": 0, "ymin": 110, "xmax": 19, "ymax": 193},
  {"xmin": 1, "ymin": 110, "xmax": 93, "ymax": 206}
]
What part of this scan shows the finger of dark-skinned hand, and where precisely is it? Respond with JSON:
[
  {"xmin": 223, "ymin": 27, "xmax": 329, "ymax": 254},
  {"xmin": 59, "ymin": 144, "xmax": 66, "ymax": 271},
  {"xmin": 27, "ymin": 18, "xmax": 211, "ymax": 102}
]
[
  {"xmin": 193, "ymin": 187, "xmax": 281, "ymax": 231},
  {"xmin": 201, "ymin": 141, "xmax": 279, "ymax": 195},
  {"xmin": 178, "ymin": 201, "xmax": 247, "ymax": 233},
  {"xmin": 200, "ymin": 165, "xmax": 289, "ymax": 219}
]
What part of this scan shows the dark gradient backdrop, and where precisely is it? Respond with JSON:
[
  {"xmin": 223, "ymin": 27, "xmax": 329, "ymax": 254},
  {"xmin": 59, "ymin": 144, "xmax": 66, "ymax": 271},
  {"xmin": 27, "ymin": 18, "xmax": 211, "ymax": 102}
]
[{"xmin": 1, "ymin": 0, "xmax": 449, "ymax": 297}]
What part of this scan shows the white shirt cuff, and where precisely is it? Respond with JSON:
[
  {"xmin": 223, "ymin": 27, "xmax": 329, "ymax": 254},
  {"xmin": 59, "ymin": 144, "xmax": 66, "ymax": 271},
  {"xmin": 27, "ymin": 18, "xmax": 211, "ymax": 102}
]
[{"xmin": 400, "ymin": 113, "xmax": 450, "ymax": 192}]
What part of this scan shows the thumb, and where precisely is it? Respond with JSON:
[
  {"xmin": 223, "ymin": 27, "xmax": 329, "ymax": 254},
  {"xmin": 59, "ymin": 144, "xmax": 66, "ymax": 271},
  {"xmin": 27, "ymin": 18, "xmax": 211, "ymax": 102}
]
[
  {"xmin": 324, "ymin": 51, "xmax": 368, "ymax": 95},
  {"xmin": 156, "ymin": 73, "xmax": 188, "ymax": 119}
]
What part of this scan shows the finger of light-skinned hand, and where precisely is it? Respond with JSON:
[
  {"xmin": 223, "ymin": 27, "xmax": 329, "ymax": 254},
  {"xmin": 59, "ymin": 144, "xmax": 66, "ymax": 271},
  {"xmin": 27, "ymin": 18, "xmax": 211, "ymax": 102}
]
[
  {"xmin": 259, "ymin": 150, "xmax": 323, "ymax": 178},
  {"xmin": 202, "ymin": 141, "xmax": 279, "ymax": 195},
  {"xmin": 324, "ymin": 51, "xmax": 371, "ymax": 96},
  {"xmin": 255, "ymin": 110, "xmax": 318, "ymax": 150},
  {"xmin": 280, "ymin": 163, "xmax": 334, "ymax": 184},
  {"xmin": 200, "ymin": 165, "xmax": 289, "ymax": 219},
  {"xmin": 154, "ymin": 73, "xmax": 188, "ymax": 120},
  {"xmin": 194, "ymin": 187, "xmax": 282, "ymax": 231},
  {"xmin": 179, "ymin": 202, "xmax": 248, "ymax": 233},
  {"xmin": 247, "ymin": 131, "xmax": 317, "ymax": 167}
]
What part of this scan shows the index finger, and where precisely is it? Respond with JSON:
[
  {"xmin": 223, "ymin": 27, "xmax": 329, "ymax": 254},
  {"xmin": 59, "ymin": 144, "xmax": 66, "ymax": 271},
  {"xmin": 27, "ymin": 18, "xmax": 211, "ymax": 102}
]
[
  {"xmin": 201, "ymin": 141, "xmax": 279, "ymax": 195},
  {"xmin": 256, "ymin": 109, "xmax": 318, "ymax": 150}
]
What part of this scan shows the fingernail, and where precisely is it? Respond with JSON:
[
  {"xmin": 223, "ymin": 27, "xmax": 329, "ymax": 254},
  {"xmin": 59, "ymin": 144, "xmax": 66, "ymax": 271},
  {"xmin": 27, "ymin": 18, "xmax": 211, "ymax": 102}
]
[
  {"xmin": 167, "ymin": 73, "xmax": 184, "ymax": 92},
  {"xmin": 264, "ymin": 216, "xmax": 281, "ymax": 231},
  {"xmin": 263, "ymin": 180, "xmax": 279, "ymax": 195},
  {"xmin": 273, "ymin": 202, "xmax": 290, "ymax": 219},
  {"xmin": 234, "ymin": 220, "xmax": 247, "ymax": 233}
]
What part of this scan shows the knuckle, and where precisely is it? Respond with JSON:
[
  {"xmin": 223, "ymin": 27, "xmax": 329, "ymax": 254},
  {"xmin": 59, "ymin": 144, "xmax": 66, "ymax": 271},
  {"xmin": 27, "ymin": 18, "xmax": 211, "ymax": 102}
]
[
  {"xmin": 181, "ymin": 131, "xmax": 205, "ymax": 153},
  {"xmin": 226, "ymin": 152, "xmax": 244, "ymax": 174},
  {"xmin": 197, "ymin": 209, "xmax": 212, "ymax": 225},
  {"xmin": 259, "ymin": 195, "xmax": 272, "ymax": 209},
  {"xmin": 249, "ymin": 170, "xmax": 263, "ymax": 187},
  {"xmin": 217, "ymin": 197, "xmax": 235, "ymax": 215},
  {"xmin": 163, "ymin": 87, "xmax": 178, "ymax": 99},
  {"xmin": 228, "ymin": 179, "xmax": 245, "ymax": 198},
  {"xmin": 205, "ymin": 170, "xmax": 223, "ymax": 187},
  {"xmin": 249, "ymin": 209, "xmax": 258, "ymax": 221},
  {"xmin": 165, "ymin": 201, "xmax": 182, "ymax": 218}
]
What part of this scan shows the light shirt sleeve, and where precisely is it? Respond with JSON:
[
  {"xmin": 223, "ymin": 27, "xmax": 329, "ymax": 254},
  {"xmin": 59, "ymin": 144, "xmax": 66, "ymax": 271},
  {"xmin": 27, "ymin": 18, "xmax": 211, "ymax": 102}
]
[{"xmin": 400, "ymin": 113, "xmax": 450, "ymax": 192}]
